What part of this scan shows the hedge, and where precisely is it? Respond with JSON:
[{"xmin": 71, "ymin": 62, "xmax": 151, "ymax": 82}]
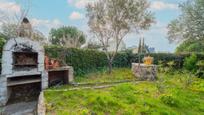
[
  {"xmin": 45, "ymin": 45, "xmax": 204, "ymax": 75},
  {"xmin": 45, "ymin": 46, "xmax": 133, "ymax": 75},
  {"xmin": 45, "ymin": 45, "xmax": 108, "ymax": 75},
  {"xmin": 0, "ymin": 44, "xmax": 203, "ymax": 75}
]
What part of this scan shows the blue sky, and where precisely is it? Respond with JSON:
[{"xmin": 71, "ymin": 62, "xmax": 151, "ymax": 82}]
[{"xmin": 0, "ymin": 0, "xmax": 187, "ymax": 52}]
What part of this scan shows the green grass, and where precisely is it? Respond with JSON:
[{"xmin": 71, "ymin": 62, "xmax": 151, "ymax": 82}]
[
  {"xmin": 45, "ymin": 69, "xmax": 204, "ymax": 115},
  {"xmin": 75, "ymin": 68, "xmax": 135, "ymax": 83}
]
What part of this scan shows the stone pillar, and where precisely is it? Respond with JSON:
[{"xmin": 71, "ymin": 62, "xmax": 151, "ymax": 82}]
[
  {"xmin": 1, "ymin": 51, "xmax": 13, "ymax": 75},
  {"xmin": 41, "ymin": 71, "xmax": 48, "ymax": 90},
  {"xmin": 0, "ymin": 76, "xmax": 8, "ymax": 106},
  {"xmin": 68, "ymin": 66, "xmax": 74, "ymax": 83},
  {"xmin": 132, "ymin": 63, "xmax": 157, "ymax": 81}
]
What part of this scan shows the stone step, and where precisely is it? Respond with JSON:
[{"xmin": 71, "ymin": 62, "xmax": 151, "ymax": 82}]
[{"xmin": 7, "ymin": 78, "xmax": 41, "ymax": 86}]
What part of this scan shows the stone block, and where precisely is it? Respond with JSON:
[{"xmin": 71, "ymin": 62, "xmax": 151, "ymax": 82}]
[
  {"xmin": 1, "ymin": 51, "xmax": 12, "ymax": 64},
  {"xmin": 38, "ymin": 52, "xmax": 45, "ymax": 64},
  {"xmin": 38, "ymin": 64, "xmax": 45, "ymax": 72},
  {"xmin": 1, "ymin": 65, "xmax": 13, "ymax": 75},
  {"xmin": 0, "ymin": 76, "xmax": 6, "ymax": 83},
  {"xmin": 68, "ymin": 66, "xmax": 74, "ymax": 82},
  {"xmin": 132, "ymin": 63, "xmax": 157, "ymax": 81},
  {"xmin": 41, "ymin": 71, "xmax": 48, "ymax": 90}
]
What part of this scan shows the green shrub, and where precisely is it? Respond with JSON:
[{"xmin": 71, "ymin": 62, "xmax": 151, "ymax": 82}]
[
  {"xmin": 156, "ymin": 78, "xmax": 166, "ymax": 93},
  {"xmin": 160, "ymin": 94, "xmax": 179, "ymax": 107},
  {"xmin": 44, "ymin": 45, "xmax": 204, "ymax": 75},
  {"xmin": 184, "ymin": 53, "xmax": 198, "ymax": 72},
  {"xmin": 176, "ymin": 37, "xmax": 204, "ymax": 53},
  {"xmin": 196, "ymin": 60, "xmax": 204, "ymax": 79},
  {"xmin": 45, "ymin": 46, "xmax": 133, "ymax": 76},
  {"xmin": 45, "ymin": 45, "xmax": 108, "ymax": 76},
  {"xmin": 0, "ymin": 37, "xmax": 6, "ymax": 73}
]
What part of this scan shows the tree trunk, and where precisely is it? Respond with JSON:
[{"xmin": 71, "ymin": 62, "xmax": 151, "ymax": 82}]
[{"xmin": 108, "ymin": 60, "xmax": 113, "ymax": 74}]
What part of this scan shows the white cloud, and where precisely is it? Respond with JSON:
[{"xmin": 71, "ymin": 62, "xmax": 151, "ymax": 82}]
[
  {"xmin": 31, "ymin": 18, "xmax": 62, "ymax": 36},
  {"xmin": 31, "ymin": 18, "xmax": 62, "ymax": 29},
  {"xmin": 151, "ymin": 1, "xmax": 178, "ymax": 10},
  {"xmin": 69, "ymin": 11, "xmax": 84, "ymax": 20},
  {"xmin": 68, "ymin": 0, "xmax": 95, "ymax": 9},
  {"xmin": 0, "ymin": 1, "xmax": 21, "ymax": 15},
  {"xmin": 75, "ymin": 0, "xmax": 88, "ymax": 8},
  {"xmin": 69, "ymin": 0, "xmax": 178, "ymax": 10}
]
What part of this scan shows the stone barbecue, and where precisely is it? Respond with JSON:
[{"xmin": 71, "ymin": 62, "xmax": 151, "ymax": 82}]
[{"xmin": 0, "ymin": 38, "xmax": 48, "ymax": 106}]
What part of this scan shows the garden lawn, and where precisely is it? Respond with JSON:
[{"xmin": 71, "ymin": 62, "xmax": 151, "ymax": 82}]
[
  {"xmin": 75, "ymin": 68, "xmax": 135, "ymax": 83},
  {"xmin": 45, "ymin": 69, "xmax": 204, "ymax": 115}
]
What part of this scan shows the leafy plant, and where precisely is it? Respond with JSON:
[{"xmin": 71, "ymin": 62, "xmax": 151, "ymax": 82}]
[
  {"xmin": 184, "ymin": 74, "xmax": 194, "ymax": 88},
  {"xmin": 184, "ymin": 53, "xmax": 198, "ymax": 72},
  {"xmin": 156, "ymin": 78, "xmax": 166, "ymax": 94},
  {"xmin": 160, "ymin": 94, "xmax": 179, "ymax": 107},
  {"xmin": 166, "ymin": 61, "xmax": 176, "ymax": 74},
  {"xmin": 176, "ymin": 38, "xmax": 204, "ymax": 53},
  {"xmin": 49, "ymin": 26, "xmax": 86, "ymax": 48},
  {"xmin": 45, "ymin": 45, "xmax": 131, "ymax": 76},
  {"xmin": 196, "ymin": 60, "xmax": 204, "ymax": 79}
]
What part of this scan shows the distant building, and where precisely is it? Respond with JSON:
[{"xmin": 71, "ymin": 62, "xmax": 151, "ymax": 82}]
[{"xmin": 148, "ymin": 47, "xmax": 155, "ymax": 53}]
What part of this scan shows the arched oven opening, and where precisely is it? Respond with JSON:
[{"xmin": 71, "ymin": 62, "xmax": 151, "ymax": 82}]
[{"xmin": 13, "ymin": 52, "xmax": 38, "ymax": 71}]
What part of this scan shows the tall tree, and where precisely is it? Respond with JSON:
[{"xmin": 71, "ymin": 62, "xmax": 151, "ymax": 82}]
[
  {"xmin": 167, "ymin": 0, "xmax": 204, "ymax": 43},
  {"xmin": 86, "ymin": 0, "xmax": 154, "ymax": 73},
  {"xmin": 86, "ymin": 39, "xmax": 102, "ymax": 50},
  {"xmin": 0, "ymin": 23, "xmax": 18, "ymax": 39},
  {"xmin": 176, "ymin": 38, "xmax": 204, "ymax": 53},
  {"xmin": 49, "ymin": 26, "xmax": 86, "ymax": 48},
  {"xmin": 0, "ymin": 22, "xmax": 46, "ymax": 42},
  {"xmin": 138, "ymin": 38, "xmax": 142, "ymax": 53}
]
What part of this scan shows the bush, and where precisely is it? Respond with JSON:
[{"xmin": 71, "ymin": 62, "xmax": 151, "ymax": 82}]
[
  {"xmin": 45, "ymin": 45, "xmax": 204, "ymax": 75},
  {"xmin": 160, "ymin": 94, "xmax": 179, "ymax": 107},
  {"xmin": 45, "ymin": 46, "xmax": 133, "ymax": 76},
  {"xmin": 45, "ymin": 45, "xmax": 108, "ymax": 76},
  {"xmin": 184, "ymin": 53, "xmax": 198, "ymax": 72},
  {"xmin": 196, "ymin": 60, "xmax": 204, "ymax": 79},
  {"xmin": 176, "ymin": 38, "xmax": 204, "ymax": 53},
  {"xmin": 0, "ymin": 37, "xmax": 6, "ymax": 73},
  {"xmin": 131, "ymin": 53, "xmax": 185, "ymax": 69}
]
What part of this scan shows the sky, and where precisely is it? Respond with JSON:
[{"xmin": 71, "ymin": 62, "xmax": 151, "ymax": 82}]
[{"xmin": 0, "ymin": 0, "xmax": 187, "ymax": 52}]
